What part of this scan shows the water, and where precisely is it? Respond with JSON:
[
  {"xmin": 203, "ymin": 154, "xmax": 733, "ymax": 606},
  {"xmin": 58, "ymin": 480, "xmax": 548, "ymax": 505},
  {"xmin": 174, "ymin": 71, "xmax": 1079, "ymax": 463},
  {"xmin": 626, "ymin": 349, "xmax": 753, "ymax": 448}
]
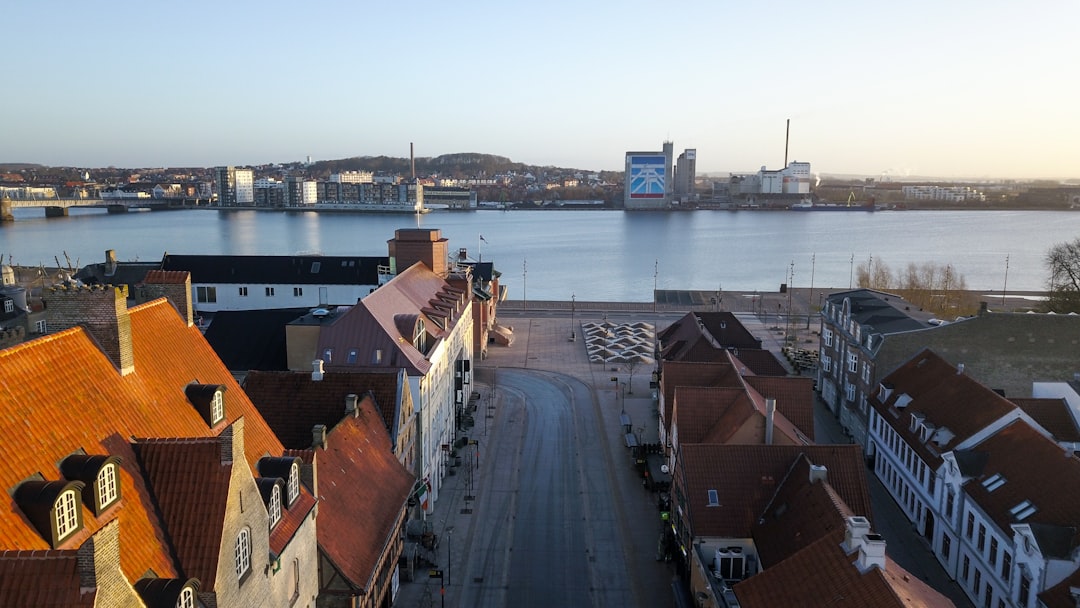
[{"xmin": 2, "ymin": 207, "xmax": 1076, "ymax": 301}]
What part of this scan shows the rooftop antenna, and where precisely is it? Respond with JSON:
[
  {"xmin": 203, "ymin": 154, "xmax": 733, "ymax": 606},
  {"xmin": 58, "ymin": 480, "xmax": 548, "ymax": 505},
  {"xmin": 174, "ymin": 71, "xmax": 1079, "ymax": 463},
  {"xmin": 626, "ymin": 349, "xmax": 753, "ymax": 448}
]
[{"xmin": 784, "ymin": 118, "xmax": 790, "ymax": 168}]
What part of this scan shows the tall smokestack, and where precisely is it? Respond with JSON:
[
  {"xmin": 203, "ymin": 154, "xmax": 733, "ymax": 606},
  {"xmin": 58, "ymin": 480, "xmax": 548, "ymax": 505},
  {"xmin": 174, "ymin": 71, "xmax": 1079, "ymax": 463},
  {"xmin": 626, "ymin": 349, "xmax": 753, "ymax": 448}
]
[
  {"xmin": 410, "ymin": 142, "xmax": 416, "ymax": 180},
  {"xmin": 784, "ymin": 119, "xmax": 790, "ymax": 168}
]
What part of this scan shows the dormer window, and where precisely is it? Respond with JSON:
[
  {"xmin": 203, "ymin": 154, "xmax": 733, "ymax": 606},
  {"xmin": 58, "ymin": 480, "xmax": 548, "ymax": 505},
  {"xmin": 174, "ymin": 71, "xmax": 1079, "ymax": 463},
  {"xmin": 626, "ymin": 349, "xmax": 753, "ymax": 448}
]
[
  {"xmin": 413, "ymin": 318, "xmax": 427, "ymax": 353},
  {"xmin": 268, "ymin": 485, "xmax": 282, "ymax": 530},
  {"xmin": 177, "ymin": 586, "xmax": 195, "ymax": 608},
  {"xmin": 184, "ymin": 383, "xmax": 227, "ymax": 428},
  {"xmin": 288, "ymin": 462, "xmax": 300, "ymax": 505},
  {"xmin": 257, "ymin": 456, "xmax": 303, "ymax": 508},
  {"xmin": 14, "ymin": 479, "xmax": 86, "ymax": 548},
  {"xmin": 60, "ymin": 454, "xmax": 123, "ymax": 516},
  {"xmin": 707, "ymin": 489, "xmax": 719, "ymax": 507}
]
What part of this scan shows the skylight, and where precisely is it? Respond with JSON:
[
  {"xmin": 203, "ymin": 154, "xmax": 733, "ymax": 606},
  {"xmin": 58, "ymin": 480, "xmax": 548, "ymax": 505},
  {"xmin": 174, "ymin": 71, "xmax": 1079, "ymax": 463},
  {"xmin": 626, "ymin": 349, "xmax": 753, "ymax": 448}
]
[
  {"xmin": 982, "ymin": 474, "xmax": 1006, "ymax": 492},
  {"xmin": 1009, "ymin": 500, "xmax": 1037, "ymax": 521},
  {"xmin": 707, "ymin": 489, "xmax": 719, "ymax": 507}
]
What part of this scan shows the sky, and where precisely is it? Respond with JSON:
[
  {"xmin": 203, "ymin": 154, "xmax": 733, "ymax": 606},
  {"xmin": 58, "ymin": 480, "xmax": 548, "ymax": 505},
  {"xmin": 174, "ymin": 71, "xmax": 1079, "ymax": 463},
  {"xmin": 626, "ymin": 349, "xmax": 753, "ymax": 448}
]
[{"xmin": 4, "ymin": 0, "xmax": 1078, "ymax": 179}]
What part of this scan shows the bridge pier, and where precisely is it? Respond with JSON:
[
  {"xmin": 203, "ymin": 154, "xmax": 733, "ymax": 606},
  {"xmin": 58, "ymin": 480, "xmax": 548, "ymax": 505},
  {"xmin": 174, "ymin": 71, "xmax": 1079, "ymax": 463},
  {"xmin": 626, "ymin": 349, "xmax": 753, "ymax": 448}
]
[
  {"xmin": 0, "ymin": 196, "xmax": 12, "ymax": 222},
  {"xmin": 44, "ymin": 206, "xmax": 70, "ymax": 218},
  {"xmin": 106, "ymin": 205, "xmax": 128, "ymax": 214}
]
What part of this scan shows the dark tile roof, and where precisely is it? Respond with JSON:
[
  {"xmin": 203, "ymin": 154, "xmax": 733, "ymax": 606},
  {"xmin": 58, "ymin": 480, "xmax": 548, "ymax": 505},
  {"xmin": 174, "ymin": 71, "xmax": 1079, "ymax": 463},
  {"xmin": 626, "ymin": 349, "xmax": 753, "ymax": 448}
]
[
  {"xmin": 743, "ymin": 376, "xmax": 815, "ymax": 440},
  {"xmin": 961, "ymin": 420, "xmax": 1080, "ymax": 554},
  {"xmin": 660, "ymin": 361, "xmax": 744, "ymax": 438},
  {"xmin": 1011, "ymin": 397, "xmax": 1080, "ymax": 442},
  {"xmin": 243, "ymin": 370, "xmax": 404, "ymax": 449},
  {"xmin": 74, "ymin": 261, "xmax": 159, "ymax": 293},
  {"xmin": 676, "ymin": 444, "xmax": 871, "ymax": 539},
  {"xmin": 0, "ymin": 550, "xmax": 96, "ymax": 607},
  {"xmin": 658, "ymin": 312, "xmax": 763, "ymax": 353},
  {"xmin": 727, "ymin": 348, "xmax": 789, "ymax": 377},
  {"xmin": 825, "ymin": 289, "xmax": 933, "ymax": 335},
  {"xmin": 734, "ymin": 528, "xmax": 954, "ymax": 607},
  {"xmin": 203, "ymin": 309, "xmax": 308, "ymax": 372},
  {"xmin": 751, "ymin": 455, "xmax": 854, "ymax": 567},
  {"xmin": 161, "ymin": 254, "xmax": 389, "ymax": 285},
  {"xmin": 873, "ymin": 349, "xmax": 1017, "ymax": 467}
]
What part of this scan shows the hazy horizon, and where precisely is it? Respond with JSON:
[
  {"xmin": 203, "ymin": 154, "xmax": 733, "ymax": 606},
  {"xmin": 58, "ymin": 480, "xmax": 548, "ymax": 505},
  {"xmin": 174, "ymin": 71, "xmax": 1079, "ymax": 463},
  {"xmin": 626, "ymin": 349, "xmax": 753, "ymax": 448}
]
[{"xmin": 4, "ymin": 1, "xmax": 1077, "ymax": 180}]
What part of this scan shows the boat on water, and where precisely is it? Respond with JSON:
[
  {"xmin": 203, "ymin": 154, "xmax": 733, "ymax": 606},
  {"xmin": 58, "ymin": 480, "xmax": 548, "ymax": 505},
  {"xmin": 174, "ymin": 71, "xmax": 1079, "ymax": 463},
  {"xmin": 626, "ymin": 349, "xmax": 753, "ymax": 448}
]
[{"xmin": 790, "ymin": 193, "xmax": 875, "ymax": 212}]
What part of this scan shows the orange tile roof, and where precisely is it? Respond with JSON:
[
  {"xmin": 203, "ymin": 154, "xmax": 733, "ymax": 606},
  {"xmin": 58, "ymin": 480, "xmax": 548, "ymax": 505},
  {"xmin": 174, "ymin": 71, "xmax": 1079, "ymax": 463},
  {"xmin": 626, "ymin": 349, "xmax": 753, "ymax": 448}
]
[
  {"xmin": 734, "ymin": 528, "xmax": 954, "ymax": 607},
  {"xmin": 142, "ymin": 269, "xmax": 190, "ymax": 284},
  {"xmin": 0, "ymin": 298, "xmax": 285, "ymax": 585},
  {"xmin": 675, "ymin": 444, "xmax": 871, "ymax": 539}
]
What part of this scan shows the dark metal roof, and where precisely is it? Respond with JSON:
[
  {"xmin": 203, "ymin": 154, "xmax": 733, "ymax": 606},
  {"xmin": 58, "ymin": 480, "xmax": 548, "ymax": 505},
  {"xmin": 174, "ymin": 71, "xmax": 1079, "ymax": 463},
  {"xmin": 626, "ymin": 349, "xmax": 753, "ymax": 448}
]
[
  {"xmin": 161, "ymin": 254, "xmax": 389, "ymax": 285},
  {"xmin": 202, "ymin": 308, "xmax": 308, "ymax": 372}
]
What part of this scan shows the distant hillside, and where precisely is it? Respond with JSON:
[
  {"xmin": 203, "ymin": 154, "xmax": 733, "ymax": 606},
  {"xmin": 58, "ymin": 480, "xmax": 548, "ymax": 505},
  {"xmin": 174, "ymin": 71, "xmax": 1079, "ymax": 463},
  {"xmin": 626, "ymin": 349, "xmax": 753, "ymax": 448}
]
[
  {"xmin": 311, "ymin": 153, "xmax": 528, "ymax": 178},
  {"xmin": 0, "ymin": 163, "xmax": 46, "ymax": 171}
]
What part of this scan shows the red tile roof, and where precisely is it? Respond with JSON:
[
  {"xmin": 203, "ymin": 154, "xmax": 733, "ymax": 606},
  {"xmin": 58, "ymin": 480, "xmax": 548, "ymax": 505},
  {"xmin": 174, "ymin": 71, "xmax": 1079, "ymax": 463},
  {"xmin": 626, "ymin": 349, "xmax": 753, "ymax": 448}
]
[
  {"xmin": 873, "ymin": 349, "xmax": 1017, "ymax": 467},
  {"xmin": 675, "ymin": 444, "xmax": 871, "ymax": 539},
  {"xmin": 0, "ymin": 550, "xmax": 96, "ymax": 607},
  {"xmin": 142, "ymin": 269, "xmax": 190, "ymax": 284},
  {"xmin": 673, "ymin": 386, "xmax": 804, "ymax": 446},
  {"xmin": 1011, "ymin": 397, "xmax": 1080, "ymax": 442},
  {"xmin": 734, "ymin": 528, "xmax": 954, "ymax": 607},
  {"xmin": 307, "ymin": 398, "xmax": 414, "ymax": 592},
  {"xmin": 660, "ymin": 361, "xmax": 744, "ymax": 437},
  {"xmin": 743, "ymin": 376, "xmax": 815, "ymax": 439},
  {"xmin": 0, "ymin": 299, "xmax": 286, "ymax": 585},
  {"xmin": 317, "ymin": 263, "xmax": 468, "ymax": 376},
  {"xmin": 961, "ymin": 420, "xmax": 1080, "ymax": 553}
]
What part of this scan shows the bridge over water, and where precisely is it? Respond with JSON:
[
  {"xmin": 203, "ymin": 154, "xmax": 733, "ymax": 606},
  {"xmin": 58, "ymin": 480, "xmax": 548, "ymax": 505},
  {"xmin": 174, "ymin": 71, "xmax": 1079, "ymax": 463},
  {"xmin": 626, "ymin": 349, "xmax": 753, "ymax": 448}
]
[{"xmin": 0, "ymin": 195, "xmax": 208, "ymax": 221}]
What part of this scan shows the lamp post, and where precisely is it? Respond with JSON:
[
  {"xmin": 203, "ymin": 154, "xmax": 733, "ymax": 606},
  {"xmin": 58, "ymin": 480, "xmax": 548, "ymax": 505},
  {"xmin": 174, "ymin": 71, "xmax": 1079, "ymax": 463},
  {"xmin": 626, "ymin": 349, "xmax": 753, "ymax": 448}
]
[
  {"xmin": 443, "ymin": 525, "xmax": 454, "ymax": 608},
  {"xmin": 571, "ymin": 293, "xmax": 576, "ymax": 341}
]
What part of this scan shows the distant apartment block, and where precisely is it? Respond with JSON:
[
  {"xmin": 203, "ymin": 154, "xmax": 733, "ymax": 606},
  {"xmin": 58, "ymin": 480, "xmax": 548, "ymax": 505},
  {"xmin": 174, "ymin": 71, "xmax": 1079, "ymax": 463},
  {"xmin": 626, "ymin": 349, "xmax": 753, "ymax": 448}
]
[
  {"xmin": 214, "ymin": 166, "xmax": 254, "ymax": 205},
  {"xmin": 674, "ymin": 148, "xmax": 697, "ymax": 202},
  {"xmin": 902, "ymin": 185, "xmax": 986, "ymax": 202},
  {"xmin": 329, "ymin": 170, "xmax": 374, "ymax": 184},
  {"xmin": 284, "ymin": 176, "xmax": 318, "ymax": 206}
]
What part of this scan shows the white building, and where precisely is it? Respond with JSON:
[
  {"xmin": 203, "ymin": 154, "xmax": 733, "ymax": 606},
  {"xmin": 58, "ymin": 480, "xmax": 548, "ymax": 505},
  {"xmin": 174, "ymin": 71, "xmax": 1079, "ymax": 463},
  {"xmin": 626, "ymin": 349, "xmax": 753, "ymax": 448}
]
[
  {"xmin": 329, "ymin": 171, "xmax": 374, "ymax": 184},
  {"xmin": 214, "ymin": 166, "xmax": 254, "ymax": 205}
]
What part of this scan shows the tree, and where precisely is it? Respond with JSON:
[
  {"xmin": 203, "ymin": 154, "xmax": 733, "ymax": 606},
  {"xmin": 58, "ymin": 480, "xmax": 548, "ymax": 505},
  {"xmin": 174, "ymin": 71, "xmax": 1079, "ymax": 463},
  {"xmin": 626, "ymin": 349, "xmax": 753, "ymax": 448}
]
[
  {"xmin": 855, "ymin": 257, "xmax": 976, "ymax": 316},
  {"xmin": 1043, "ymin": 238, "xmax": 1080, "ymax": 312}
]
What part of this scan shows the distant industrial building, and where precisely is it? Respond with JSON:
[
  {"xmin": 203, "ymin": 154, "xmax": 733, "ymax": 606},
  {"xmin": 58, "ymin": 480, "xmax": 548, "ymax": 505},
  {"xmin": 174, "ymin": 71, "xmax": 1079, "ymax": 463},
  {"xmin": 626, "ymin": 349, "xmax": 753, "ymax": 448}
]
[
  {"xmin": 730, "ymin": 161, "xmax": 811, "ymax": 196},
  {"xmin": 674, "ymin": 149, "xmax": 697, "ymax": 203},
  {"xmin": 214, "ymin": 166, "xmax": 254, "ymax": 205},
  {"xmin": 423, "ymin": 186, "xmax": 476, "ymax": 210},
  {"xmin": 624, "ymin": 142, "xmax": 674, "ymax": 210}
]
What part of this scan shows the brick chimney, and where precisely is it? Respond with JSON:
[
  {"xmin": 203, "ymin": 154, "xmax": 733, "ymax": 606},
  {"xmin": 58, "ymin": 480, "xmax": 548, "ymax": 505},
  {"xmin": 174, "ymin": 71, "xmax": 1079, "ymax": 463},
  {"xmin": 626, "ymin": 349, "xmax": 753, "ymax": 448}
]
[
  {"xmin": 45, "ymin": 284, "xmax": 134, "ymax": 375},
  {"xmin": 387, "ymin": 228, "xmax": 449, "ymax": 277},
  {"xmin": 137, "ymin": 270, "xmax": 194, "ymax": 327},
  {"xmin": 219, "ymin": 418, "xmax": 245, "ymax": 466},
  {"xmin": 77, "ymin": 520, "xmax": 141, "ymax": 605}
]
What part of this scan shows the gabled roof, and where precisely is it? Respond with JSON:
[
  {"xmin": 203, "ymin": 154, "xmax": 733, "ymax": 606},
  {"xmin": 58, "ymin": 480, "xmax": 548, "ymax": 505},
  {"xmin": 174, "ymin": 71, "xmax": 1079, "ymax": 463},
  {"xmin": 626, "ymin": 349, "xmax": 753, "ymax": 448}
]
[
  {"xmin": 658, "ymin": 312, "xmax": 763, "ymax": 353},
  {"xmin": 961, "ymin": 420, "xmax": 1080, "ymax": 553},
  {"xmin": 727, "ymin": 348, "xmax": 789, "ymax": 377},
  {"xmin": 135, "ymin": 437, "xmax": 233, "ymax": 589},
  {"xmin": 824, "ymin": 289, "xmax": 932, "ymax": 336},
  {"xmin": 660, "ymin": 361, "xmax": 744, "ymax": 436},
  {"xmin": 0, "ymin": 298, "xmax": 285, "ymax": 583},
  {"xmin": 676, "ymin": 444, "xmax": 871, "ymax": 539},
  {"xmin": 0, "ymin": 550, "xmax": 97, "ymax": 607},
  {"xmin": 203, "ymin": 309, "xmax": 308, "ymax": 372},
  {"xmin": 734, "ymin": 528, "xmax": 953, "ymax": 607},
  {"xmin": 672, "ymin": 386, "xmax": 805, "ymax": 446},
  {"xmin": 316, "ymin": 262, "xmax": 468, "ymax": 375},
  {"xmin": 743, "ymin": 375, "xmax": 815, "ymax": 440},
  {"xmin": 1011, "ymin": 397, "xmax": 1080, "ymax": 442},
  {"xmin": 873, "ymin": 349, "xmax": 1017, "ymax": 467},
  {"xmin": 161, "ymin": 254, "xmax": 389, "ymax": 285},
  {"xmin": 751, "ymin": 455, "xmax": 854, "ymax": 567},
  {"xmin": 304, "ymin": 396, "xmax": 414, "ymax": 592},
  {"xmin": 243, "ymin": 370, "xmax": 404, "ymax": 450}
]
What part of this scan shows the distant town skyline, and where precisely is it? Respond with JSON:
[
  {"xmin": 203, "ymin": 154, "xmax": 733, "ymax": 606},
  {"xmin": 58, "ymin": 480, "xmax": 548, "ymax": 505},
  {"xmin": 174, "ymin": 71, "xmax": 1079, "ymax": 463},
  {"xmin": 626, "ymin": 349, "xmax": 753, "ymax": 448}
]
[{"xmin": 4, "ymin": 1, "xmax": 1077, "ymax": 180}]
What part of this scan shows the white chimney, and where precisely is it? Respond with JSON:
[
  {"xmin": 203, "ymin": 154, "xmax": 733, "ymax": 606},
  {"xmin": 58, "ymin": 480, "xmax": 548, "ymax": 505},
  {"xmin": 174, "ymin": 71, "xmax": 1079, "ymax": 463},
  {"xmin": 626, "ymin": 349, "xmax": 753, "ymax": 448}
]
[
  {"xmin": 765, "ymin": 398, "xmax": 776, "ymax": 445},
  {"xmin": 957, "ymin": 363, "xmax": 965, "ymax": 375},
  {"xmin": 809, "ymin": 464, "xmax": 827, "ymax": 484},
  {"xmin": 312, "ymin": 359, "xmax": 324, "ymax": 381},
  {"xmin": 857, "ymin": 533, "xmax": 887, "ymax": 572},
  {"xmin": 842, "ymin": 516, "xmax": 872, "ymax": 553},
  {"xmin": 345, "ymin": 393, "xmax": 359, "ymax": 416}
]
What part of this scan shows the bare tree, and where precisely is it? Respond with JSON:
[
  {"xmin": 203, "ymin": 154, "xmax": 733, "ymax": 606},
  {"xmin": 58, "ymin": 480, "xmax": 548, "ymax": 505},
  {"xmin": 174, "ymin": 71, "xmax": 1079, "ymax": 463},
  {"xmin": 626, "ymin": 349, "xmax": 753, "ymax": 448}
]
[
  {"xmin": 856, "ymin": 256, "xmax": 977, "ymax": 316},
  {"xmin": 1043, "ymin": 238, "xmax": 1080, "ymax": 312}
]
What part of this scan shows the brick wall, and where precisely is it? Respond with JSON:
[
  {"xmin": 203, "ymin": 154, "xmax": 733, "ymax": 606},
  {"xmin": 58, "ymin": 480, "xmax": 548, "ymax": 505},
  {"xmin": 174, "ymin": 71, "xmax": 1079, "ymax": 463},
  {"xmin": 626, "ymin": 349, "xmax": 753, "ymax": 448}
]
[
  {"xmin": 136, "ymin": 272, "xmax": 194, "ymax": 327},
  {"xmin": 44, "ymin": 284, "xmax": 134, "ymax": 375},
  {"xmin": 76, "ymin": 520, "xmax": 147, "ymax": 607}
]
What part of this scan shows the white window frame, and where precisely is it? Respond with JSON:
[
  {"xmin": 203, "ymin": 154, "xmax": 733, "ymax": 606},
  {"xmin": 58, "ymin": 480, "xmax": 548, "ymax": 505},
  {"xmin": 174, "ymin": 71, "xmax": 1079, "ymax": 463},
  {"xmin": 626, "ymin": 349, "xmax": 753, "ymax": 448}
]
[
  {"xmin": 97, "ymin": 463, "xmax": 118, "ymax": 509},
  {"xmin": 211, "ymin": 390, "xmax": 224, "ymax": 425},
  {"xmin": 176, "ymin": 586, "xmax": 195, "ymax": 608},
  {"xmin": 287, "ymin": 462, "xmax": 300, "ymax": 505},
  {"xmin": 845, "ymin": 382, "xmax": 856, "ymax": 402},
  {"xmin": 55, "ymin": 489, "xmax": 80, "ymax": 541},
  {"xmin": 238, "ymin": 286, "xmax": 248, "ymax": 297},
  {"xmin": 269, "ymin": 485, "xmax": 281, "ymax": 530},
  {"xmin": 823, "ymin": 328, "xmax": 833, "ymax": 347},
  {"xmin": 196, "ymin": 286, "xmax": 217, "ymax": 303},
  {"xmin": 821, "ymin": 354, "xmax": 832, "ymax": 373},
  {"xmin": 35, "ymin": 319, "xmax": 47, "ymax": 333},
  {"xmin": 847, "ymin": 352, "xmax": 859, "ymax": 373},
  {"xmin": 265, "ymin": 286, "xmax": 275, "ymax": 297},
  {"xmin": 293, "ymin": 287, "xmax": 303, "ymax": 297},
  {"xmin": 235, "ymin": 527, "xmax": 251, "ymax": 578},
  {"xmin": 3, "ymin": 299, "xmax": 12, "ymax": 313}
]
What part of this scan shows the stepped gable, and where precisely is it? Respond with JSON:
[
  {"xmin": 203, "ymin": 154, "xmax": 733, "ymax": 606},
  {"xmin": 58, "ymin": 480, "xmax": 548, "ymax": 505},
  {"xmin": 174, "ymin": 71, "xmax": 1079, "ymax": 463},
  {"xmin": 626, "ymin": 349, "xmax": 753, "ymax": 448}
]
[
  {"xmin": 0, "ymin": 298, "xmax": 285, "ymax": 582},
  {"xmin": 1010, "ymin": 397, "xmax": 1080, "ymax": 442},
  {"xmin": 961, "ymin": 419, "xmax": 1080, "ymax": 554},
  {"xmin": 161, "ymin": 253, "xmax": 389, "ymax": 285},
  {"xmin": 678, "ymin": 444, "xmax": 870, "ymax": 539}
]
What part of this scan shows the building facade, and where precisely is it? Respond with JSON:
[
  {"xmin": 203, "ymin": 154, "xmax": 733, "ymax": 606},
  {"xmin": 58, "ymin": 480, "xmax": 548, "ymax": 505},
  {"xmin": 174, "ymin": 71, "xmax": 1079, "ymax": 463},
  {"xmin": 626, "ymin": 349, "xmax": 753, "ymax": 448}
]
[
  {"xmin": 674, "ymin": 148, "xmax": 697, "ymax": 203},
  {"xmin": 214, "ymin": 166, "xmax": 255, "ymax": 206},
  {"xmin": 624, "ymin": 141, "xmax": 674, "ymax": 210}
]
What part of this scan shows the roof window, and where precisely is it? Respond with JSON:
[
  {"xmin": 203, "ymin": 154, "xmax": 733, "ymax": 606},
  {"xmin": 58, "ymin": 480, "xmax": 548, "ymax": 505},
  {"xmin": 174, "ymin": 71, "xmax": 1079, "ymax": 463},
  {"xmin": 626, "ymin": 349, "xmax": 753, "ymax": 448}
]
[
  {"xmin": 982, "ymin": 473, "xmax": 1006, "ymax": 492},
  {"xmin": 707, "ymin": 489, "xmax": 719, "ymax": 507},
  {"xmin": 1009, "ymin": 500, "xmax": 1037, "ymax": 521},
  {"xmin": 184, "ymin": 383, "xmax": 227, "ymax": 428},
  {"xmin": 14, "ymin": 478, "xmax": 86, "ymax": 548}
]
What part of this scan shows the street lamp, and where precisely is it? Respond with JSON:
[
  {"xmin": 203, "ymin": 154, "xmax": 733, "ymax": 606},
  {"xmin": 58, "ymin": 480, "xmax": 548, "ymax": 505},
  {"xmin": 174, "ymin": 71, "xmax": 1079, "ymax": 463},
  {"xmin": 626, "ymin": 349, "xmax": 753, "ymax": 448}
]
[
  {"xmin": 443, "ymin": 525, "xmax": 454, "ymax": 608},
  {"xmin": 571, "ymin": 293, "xmax": 576, "ymax": 341}
]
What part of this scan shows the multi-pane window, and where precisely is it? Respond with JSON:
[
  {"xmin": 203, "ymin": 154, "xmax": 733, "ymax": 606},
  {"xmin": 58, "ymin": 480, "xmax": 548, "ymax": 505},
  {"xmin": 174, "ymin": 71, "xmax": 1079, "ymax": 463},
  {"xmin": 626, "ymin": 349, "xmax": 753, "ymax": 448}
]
[
  {"xmin": 1001, "ymin": 552, "xmax": 1011, "ymax": 581},
  {"xmin": 847, "ymin": 352, "xmax": 858, "ymax": 373},
  {"xmin": 821, "ymin": 354, "xmax": 832, "ymax": 372},
  {"xmin": 1019, "ymin": 575, "xmax": 1030, "ymax": 605},
  {"xmin": 4, "ymin": 299, "xmax": 12, "ymax": 313},
  {"xmin": 97, "ymin": 463, "xmax": 118, "ymax": 509},
  {"xmin": 966, "ymin": 512, "xmax": 975, "ymax": 538},
  {"xmin": 55, "ymin": 489, "xmax": 80, "ymax": 541},
  {"xmin": 990, "ymin": 537, "xmax": 998, "ymax": 565},
  {"xmin": 978, "ymin": 525, "xmax": 986, "ymax": 551},
  {"xmin": 211, "ymin": 391, "xmax": 224, "ymax": 425},
  {"xmin": 235, "ymin": 528, "xmax": 251, "ymax": 578},
  {"xmin": 845, "ymin": 382, "xmax": 856, "ymax": 402},
  {"xmin": 293, "ymin": 287, "xmax": 303, "ymax": 297},
  {"xmin": 177, "ymin": 586, "xmax": 195, "ymax": 608},
  {"xmin": 962, "ymin": 556, "xmax": 970, "ymax": 581},
  {"xmin": 35, "ymin": 319, "xmax": 47, "ymax": 333},
  {"xmin": 946, "ymin": 490, "xmax": 955, "ymax": 518},
  {"xmin": 269, "ymin": 485, "xmax": 281, "ymax": 530},
  {"xmin": 287, "ymin": 462, "xmax": 300, "ymax": 505},
  {"xmin": 862, "ymin": 361, "xmax": 872, "ymax": 383},
  {"xmin": 823, "ymin": 328, "xmax": 833, "ymax": 347},
  {"xmin": 265, "ymin": 287, "xmax": 275, "ymax": 297},
  {"xmin": 941, "ymin": 534, "xmax": 951, "ymax": 559},
  {"xmin": 196, "ymin": 286, "xmax": 217, "ymax": 303},
  {"xmin": 238, "ymin": 286, "xmax": 248, "ymax": 297},
  {"xmin": 973, "ymin": 568, "xmax": 981, "ymax": 592}
]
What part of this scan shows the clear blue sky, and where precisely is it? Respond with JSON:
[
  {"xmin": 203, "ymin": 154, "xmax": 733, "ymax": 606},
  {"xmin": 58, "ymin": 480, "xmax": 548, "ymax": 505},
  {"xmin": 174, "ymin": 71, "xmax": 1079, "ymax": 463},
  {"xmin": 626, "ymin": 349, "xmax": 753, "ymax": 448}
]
[{"xmin": 4, "ymin": 0, "xmax": 1077, "ymax": 179}]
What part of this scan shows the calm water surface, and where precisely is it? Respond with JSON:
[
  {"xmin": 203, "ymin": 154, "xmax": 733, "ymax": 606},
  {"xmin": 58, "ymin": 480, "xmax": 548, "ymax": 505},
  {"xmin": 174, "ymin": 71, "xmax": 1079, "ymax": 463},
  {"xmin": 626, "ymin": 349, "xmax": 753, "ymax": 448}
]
[{"xmin": 3, "ymin": 208, "xmax": 1077, "ymax": 301}]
